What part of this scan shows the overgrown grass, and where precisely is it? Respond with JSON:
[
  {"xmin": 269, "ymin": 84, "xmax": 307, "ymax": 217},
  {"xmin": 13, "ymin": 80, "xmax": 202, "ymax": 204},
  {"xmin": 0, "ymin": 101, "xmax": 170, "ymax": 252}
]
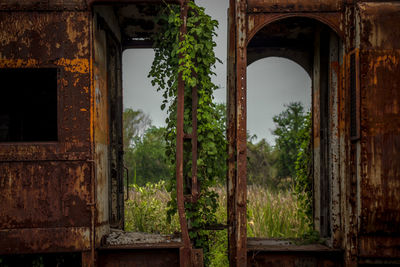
[
  {"xmin": 247, "ymin": 185, "xmax": 311, "ymax": 238},
  {"xmin": 125, "ymin": 181, "xmax": 180, "ymax": 234},
  {"xmin": 125, "ymin": 182, "xmax": 312, "ymax": 266}
]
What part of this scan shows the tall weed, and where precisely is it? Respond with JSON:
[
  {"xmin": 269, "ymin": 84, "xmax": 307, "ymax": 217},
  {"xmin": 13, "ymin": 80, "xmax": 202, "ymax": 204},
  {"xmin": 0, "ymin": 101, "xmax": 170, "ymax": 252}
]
[
  {"xmin": 125, "ymin": 183, "xmax": 312, "ymax": 266},
  {"xmin": 246, "ymin": 185, "xmax": 311, "ymax": 238},
  {"xmin": 125, "ymin": 181, "xmax": 180, "ymax": 234}
]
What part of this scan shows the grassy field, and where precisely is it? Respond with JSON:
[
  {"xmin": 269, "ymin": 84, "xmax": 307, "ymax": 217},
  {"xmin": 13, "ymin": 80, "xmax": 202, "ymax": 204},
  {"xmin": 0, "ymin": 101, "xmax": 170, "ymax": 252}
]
[
  {"xmin": 125, "ymin": 181, "xmax": 180, "ymax": 234},
  {"xmin": 125, "ymin": 181, "xmax": 312, "ymax": 266}
]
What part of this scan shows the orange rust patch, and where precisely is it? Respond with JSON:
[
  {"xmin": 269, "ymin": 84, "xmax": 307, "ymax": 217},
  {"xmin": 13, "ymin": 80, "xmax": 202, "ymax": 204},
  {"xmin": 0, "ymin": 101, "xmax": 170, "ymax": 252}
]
[
  {"xmin": 74, "ymin": 77, "xmax": 80, "ymax": 86},
  {"xmin": 55, "ymin": 58, "xmax": 89, "ymax": 74},
  {"xmin": 369, "ymin": 53, "xmax": 399, "ymax": 86},
  {"xmin": 0, "ymin": 59, "xmax": 39, "ymax": 68}
]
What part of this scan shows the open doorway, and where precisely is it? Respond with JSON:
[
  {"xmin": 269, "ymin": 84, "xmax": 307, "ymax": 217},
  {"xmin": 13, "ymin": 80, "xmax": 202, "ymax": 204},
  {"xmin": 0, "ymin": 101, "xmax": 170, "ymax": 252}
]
[
  {"xmin": 227, "ymin": 14, "xmax": 344, "ymax": 264},
  {"xmin": 91, "ymin": 3, "xmax": 184, "ymax": 245},
  {"xmin": 122, "ymin": 48, "xmax": 179, "ymax": 234},
  {"xmin": 246, "ymin": 57, "xmax": 312, "ymax": 238},
  {"xmin": 246, "ymin": 16, "xmax": 343, "ymax": 240}
]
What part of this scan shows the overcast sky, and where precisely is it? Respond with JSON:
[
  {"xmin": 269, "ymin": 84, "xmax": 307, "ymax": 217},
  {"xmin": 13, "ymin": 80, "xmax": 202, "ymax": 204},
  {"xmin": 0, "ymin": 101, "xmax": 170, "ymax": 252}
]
[{"xmin": 122, "ymin": 0, "xmax": 311, "ymax": 145}]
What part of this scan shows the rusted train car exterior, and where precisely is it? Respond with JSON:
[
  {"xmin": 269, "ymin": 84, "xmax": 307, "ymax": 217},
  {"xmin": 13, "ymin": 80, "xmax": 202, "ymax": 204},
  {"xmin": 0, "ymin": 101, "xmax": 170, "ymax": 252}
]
[
  {"xmin": 227, "ymin": 0, "xmax": 400, "ymax": 266},
  {"xmin": 0, "ymin": 0, "xmax": 180, "ymax": 265},
  {"xmin": 0, "ymin": 0, "xmax": 399, "ymax": 266}
]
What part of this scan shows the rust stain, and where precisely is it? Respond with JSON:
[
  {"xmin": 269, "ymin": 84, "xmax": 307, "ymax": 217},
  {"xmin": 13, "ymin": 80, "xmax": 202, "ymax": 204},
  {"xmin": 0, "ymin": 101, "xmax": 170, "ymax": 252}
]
[
  {"xmin": 0, "ymin": 59, "xmax": 39, "ymax": 68},
  {"xmin": 0, "ymin": 227, "xmax": 91, "ymax": 254},
  {"xmin": 55, "ymin": 58, "xmax": 89, "ymax": 74},
  {"xmin": 0, "ymin": 6, "xmax": 93, "ymax": 256},
  {"xmin": 1, "ymin": 1, "xmax": 400, "ymax": 266},
  {"xmin": 369, "ymin": 54, "xmax": 399, "ymax": 86},
  {"xmin": 247, "ymin": 0, "xmax": 344, "ymax": 12}
]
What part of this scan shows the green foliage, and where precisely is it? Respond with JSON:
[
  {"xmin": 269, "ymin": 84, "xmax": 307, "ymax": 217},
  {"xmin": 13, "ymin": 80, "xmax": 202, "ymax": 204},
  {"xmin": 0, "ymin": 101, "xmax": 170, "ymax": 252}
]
[
  {"xmin": 123, "ymin": 108, "xmax": 151, "ymax": 151},
  {"xmin": 294, "ymin": 112, "xmax": 313, "ymax": 221},
  {"xmin": 272, "ymin": 102, "xmax": 313, "ymax": 232},
  {"xmin": 272, "ymin": 102, "xmax": 309, "ymax": 189},
  {"xmin": 208, "ymin": 229, "xmax": 228, "ymax": 267},
  {"xmin": 125, "ymin": 181, "xmax": 180, "ymax": 234},
  {"xmin": 247, "ymin": 138, "xmax": 279, "ymax": 189},
  {"xmin": 124, "ymin": 181, "xmax": 313, "ymax": 265},
  {"xmin": 124, "ymin": 182, "xmax": 312, "ymax": 265},
  {"xmin": 123, "ymin": 108, "xmax": 171, "ymax": 186},
  {"xmin": 148, "ymin": 1, "xmax": 226, "ymax": 263},
  {"xmin": 125, "ymin": 126, "xmax": 172, "ymax": 186},
  {"xmin": 247, "ymin": 185, "xmax": 311, "ymax": 238}
]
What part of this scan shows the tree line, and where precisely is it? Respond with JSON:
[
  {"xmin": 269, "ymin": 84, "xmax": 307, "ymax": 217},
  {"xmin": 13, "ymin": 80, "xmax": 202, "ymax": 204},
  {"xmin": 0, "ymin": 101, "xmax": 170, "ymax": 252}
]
[{"xmin": 123, "ymin": 101, "xmax": 311, "ymax": 193}]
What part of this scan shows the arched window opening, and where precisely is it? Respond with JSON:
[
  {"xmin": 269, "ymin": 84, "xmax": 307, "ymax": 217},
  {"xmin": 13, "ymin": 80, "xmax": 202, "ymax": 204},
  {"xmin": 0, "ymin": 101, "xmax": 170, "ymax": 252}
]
[
  {"xmin": 245, "ymin": 17, "xmax": 343, "ymax": 240},
  {"xmin": 246, "ymin": 57, "xmax": 311, "ymax": 238}
]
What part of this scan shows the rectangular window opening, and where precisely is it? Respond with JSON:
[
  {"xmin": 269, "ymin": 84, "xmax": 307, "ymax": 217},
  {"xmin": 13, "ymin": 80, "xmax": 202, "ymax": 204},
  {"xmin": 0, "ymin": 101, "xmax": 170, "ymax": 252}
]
[{"xmin": 0, "ymin": 68, "xmax": 58, "ymax": 142}]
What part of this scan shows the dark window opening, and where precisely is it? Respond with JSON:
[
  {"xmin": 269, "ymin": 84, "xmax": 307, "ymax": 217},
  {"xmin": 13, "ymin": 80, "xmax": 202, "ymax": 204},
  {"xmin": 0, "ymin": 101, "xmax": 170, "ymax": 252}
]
[{"xmin": 0, "ymin": 68, "xmax": 58, "ymax": 142}]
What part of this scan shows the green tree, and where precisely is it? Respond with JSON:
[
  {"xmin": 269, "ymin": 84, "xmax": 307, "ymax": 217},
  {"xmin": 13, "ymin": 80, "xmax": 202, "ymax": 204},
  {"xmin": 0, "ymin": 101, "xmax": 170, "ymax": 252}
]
[
  {"xmin": 294, "ymin": 112, "xmax": 312, "ymax": 219},
  {"xmin": 123, "ymin": 108, "xmax": 151, "ymax": 150},
  {"xmin": 247, "ymin": 138, "xmax": 279, "ymax": 189},
  {"xmin": 272, "ymin": 102, "xmax": 308, "ymax": 189},
  {"xmin": 123, "ymin": 109, "xmax": 170, "ymax": 186},
  {"xmin": 130, "ymin": 126, "xmax": 171, "ymax": 186}
]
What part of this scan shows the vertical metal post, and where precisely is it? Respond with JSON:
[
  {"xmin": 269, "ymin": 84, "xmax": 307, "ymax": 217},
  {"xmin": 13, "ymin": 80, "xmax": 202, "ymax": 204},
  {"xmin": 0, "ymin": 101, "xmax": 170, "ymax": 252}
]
[
  {"xmin": 235, "ymin": 0, "xmax": 247, "ymax": 266},
  {"xmin": 89, "ymin": 14, "xmax": 96, "ymax": 267},
  {"xmin": 228, "ymin": 0, "xmax": 247, "ymax": 266},
  {"xmin": 227, "ymin": 0, "xmax": 237, "ymax": 265}
]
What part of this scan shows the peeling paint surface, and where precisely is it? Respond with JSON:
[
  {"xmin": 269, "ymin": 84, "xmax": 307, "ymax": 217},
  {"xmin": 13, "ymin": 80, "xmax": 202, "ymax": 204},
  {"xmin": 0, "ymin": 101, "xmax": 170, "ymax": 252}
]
[
  {"xmin": 229, "ymin": 0, "xmax": 400, "ymax": 266},
  {"xmin": 0, "ymin": 10, "xmax": 92, "ymax": 254},
  {"xmin": 1, "ymin": 1, "xmax": 400, "ymax": 266},
  {"xmin": 247, "ymin": 0, "xmax": 344, "ymax": 13}
]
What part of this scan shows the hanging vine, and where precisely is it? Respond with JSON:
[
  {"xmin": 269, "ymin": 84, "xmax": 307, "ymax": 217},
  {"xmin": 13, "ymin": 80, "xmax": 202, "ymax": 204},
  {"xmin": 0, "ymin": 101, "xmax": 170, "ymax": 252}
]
[{"xmin": 148, "ymin": 0, "xmax": 226, "ymax": 263}]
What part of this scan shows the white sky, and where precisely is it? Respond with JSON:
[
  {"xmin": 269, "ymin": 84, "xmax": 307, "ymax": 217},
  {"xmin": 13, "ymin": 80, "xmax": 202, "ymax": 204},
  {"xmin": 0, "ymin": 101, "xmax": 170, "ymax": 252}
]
[{"xmin": 122, "ymin": 0, "xmax": 311, "ymax": 145}]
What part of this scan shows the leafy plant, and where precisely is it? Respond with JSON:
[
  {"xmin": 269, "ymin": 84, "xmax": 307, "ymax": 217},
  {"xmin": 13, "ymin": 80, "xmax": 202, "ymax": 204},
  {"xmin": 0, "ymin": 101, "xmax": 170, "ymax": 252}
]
[
  {"xmin": 294, "ymin": 112, "xmax": 313, "ymax": 222},
  {"xmin": 247, "ymin": 138, "xmax": 279, "ymax": 189},
  {"xmin": 272, "ymin": 102, "xmax": 308, "ymax": 188},
  {"xmin": 125, "ymin": 181, "xmax": 180, "ymax": 234},
  {"xmin": 123, "ymin": 108, "xmax": 151, "ymax": 151},
  {"xmin": 246, "ymin": 185, "xmax": 311, "ymax": 238},
  {"xmin": 148, "ymin": 1, "xmax": 226, "ymax": 264},
  {"xmin": 272, "ymin": 102, "xmax": 313, "ymax": 234},
  {"xmin": 125, "ymin": 125, "xmax": 172, "ymax": 186},
  {"xmin": 124, "ymin": 181, "xmax": 313, "ymax": 265}
]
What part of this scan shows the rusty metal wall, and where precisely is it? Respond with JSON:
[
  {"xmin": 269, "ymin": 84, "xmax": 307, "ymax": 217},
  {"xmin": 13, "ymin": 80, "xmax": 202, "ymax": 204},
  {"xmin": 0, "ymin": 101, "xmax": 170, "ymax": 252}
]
[
  {"xmin": 0, "ymin": 1, "xmax": 399, "ymax": 265},
  {"xmin": 0, "ymin": 0, "xmax": 176, "ymax": 258},
  {"xmin": 0, "ymin": 0, "xmax": 87, "ymax": 11},
  {"xmin": 357, "ymin": 2, "xmax": 400, "ymax": 259},
  {"xmin": 92, "ymin": 7, "xmax": 125, "ymax": 248},
  {"xmin": 228, "ymin": 2, "xmax": 345, "ymax": 264},
  {"xmin": 88, "ymin": 0, "xmax": 180, "ymax": 6},
  {"xmin": 229, "ymin": 0, "xmax": 400, "ymax": 266},
  {"xmin": 227, "ymin": 0, "xmax": 248, "ymax": 266},
  {"xmin": 0, "ymin": 11, "xmax": 93, "ymax": 254},
  {"xmin": 247, "ymin": 250, "xmax": 343, "ymax": 267},
  {"xmin": 93, "ymin": 11, "xmax": 114, "ymax": 241},
  {"xmin": 98, "ymin": 249, "xmax": 180, "ymax": 267},
  {"xmin": 227, "ymin": 1, "xmax": 237, "ymax": 266},
  {"xmin": 247, "ymin": 0, "xmax": 345, "ymax": 13}
]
